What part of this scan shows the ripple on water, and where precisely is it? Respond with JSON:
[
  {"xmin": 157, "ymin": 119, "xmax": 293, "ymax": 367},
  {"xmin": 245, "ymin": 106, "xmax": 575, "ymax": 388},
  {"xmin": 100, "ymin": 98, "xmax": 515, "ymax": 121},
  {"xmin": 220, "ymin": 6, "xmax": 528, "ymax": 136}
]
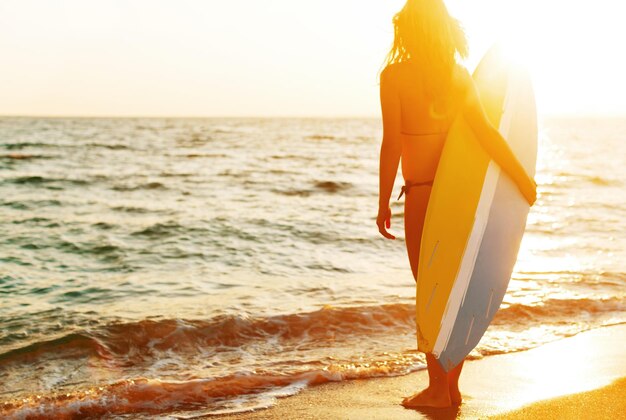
[
  {"xmin": 8, "ymin": 175, "xmax": 90, "ymax": 186},
  {"xmin": 112, "ymin": 182, "xmax": 168, "ymax": 191}
]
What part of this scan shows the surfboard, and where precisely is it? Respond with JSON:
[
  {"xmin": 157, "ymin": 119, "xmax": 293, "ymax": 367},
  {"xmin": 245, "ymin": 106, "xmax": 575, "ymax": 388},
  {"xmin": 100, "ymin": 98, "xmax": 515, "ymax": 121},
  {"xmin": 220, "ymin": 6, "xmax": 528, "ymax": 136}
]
[{"xmin": 415, "ymin": 45, "xmax": 538, "ymax": 372}]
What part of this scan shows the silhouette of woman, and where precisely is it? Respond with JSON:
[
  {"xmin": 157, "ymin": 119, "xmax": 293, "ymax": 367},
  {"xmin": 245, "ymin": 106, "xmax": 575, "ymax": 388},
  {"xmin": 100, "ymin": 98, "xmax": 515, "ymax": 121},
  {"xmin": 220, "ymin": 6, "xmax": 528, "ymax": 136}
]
[{"xmin": 376, "ymin": 0, "xmax": 537, "ymax": 408}]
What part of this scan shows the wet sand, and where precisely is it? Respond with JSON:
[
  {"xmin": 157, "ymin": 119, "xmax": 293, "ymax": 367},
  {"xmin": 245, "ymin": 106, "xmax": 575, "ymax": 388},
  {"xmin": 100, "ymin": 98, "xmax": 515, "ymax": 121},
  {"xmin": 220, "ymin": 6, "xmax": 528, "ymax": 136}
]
[
  {"xmin": 492, "ymin": 376, "xmax": 626, "ymax": 419},
  {"xmin": 219, "ymin": 323, "xmax": 626, "ymax": 419}
]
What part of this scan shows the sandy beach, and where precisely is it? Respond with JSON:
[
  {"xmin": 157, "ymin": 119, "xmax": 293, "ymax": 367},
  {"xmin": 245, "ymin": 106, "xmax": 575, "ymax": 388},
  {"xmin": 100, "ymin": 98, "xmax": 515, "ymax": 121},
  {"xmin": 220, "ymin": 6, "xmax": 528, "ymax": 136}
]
[
  {"xmin": 492, "ymin": 377, "xmax": 626, "ymax": 419},
  {"xmin": 218, "ymin": 323, "xmax": 626, "ymax": 419}
]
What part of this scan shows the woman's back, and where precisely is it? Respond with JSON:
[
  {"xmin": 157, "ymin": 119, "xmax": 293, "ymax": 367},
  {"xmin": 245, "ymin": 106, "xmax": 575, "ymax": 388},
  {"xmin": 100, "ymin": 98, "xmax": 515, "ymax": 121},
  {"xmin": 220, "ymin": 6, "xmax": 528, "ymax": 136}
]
[{"xmin": 382, "ymin": 61, "xmax": 468, "ymax": 182}]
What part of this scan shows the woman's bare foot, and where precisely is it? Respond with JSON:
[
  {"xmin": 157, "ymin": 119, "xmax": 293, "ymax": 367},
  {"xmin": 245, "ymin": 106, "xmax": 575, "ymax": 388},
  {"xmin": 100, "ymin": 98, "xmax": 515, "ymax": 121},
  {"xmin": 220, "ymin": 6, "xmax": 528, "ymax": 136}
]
[{"xmin": 401, "ymin": 386, "xmax": 452, "ymax": 408}]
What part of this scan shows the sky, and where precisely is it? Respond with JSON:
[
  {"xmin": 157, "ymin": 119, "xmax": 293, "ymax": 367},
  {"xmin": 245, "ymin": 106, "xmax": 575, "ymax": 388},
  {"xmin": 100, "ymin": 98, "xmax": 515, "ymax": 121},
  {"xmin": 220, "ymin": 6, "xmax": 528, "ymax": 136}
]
[{"xmin": 0, "ymin": 0, "xmax": 624, "ymax": 117}]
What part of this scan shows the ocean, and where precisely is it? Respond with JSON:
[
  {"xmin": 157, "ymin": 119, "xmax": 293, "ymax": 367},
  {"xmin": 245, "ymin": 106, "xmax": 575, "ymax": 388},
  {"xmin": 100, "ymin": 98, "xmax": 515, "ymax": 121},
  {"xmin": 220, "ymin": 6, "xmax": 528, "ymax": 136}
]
[{"xmin": 0, "ymin": 116, "xmax": 624, "ymax": 418}]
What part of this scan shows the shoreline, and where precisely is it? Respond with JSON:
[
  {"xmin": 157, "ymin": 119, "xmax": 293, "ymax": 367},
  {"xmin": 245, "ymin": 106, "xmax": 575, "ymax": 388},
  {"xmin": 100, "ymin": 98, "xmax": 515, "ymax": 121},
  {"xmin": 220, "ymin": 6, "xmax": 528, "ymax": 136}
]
[{"xmin": 217, "ymin": 323, "xmax": 626, "ymax": 419}]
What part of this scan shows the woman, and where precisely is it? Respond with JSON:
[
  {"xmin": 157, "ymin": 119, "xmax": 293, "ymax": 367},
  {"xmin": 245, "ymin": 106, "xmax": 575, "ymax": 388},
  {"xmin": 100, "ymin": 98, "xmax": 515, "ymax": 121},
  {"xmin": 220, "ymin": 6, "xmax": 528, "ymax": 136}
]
[{"xmin": 376, "ymin": 0, "xmax": 537, "ymax": 409}]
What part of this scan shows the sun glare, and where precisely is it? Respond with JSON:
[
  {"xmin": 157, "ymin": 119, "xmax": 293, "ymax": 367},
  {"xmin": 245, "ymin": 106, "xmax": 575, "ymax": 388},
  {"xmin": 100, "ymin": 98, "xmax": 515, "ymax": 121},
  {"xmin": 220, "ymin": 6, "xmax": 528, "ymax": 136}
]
[
  {"xmin": 450, "ymin": 0, "xmax": 626, "ymax": 116},
  {"xmin": 0, "ymin": 0, "xmax": 624, "ymax": 116}
]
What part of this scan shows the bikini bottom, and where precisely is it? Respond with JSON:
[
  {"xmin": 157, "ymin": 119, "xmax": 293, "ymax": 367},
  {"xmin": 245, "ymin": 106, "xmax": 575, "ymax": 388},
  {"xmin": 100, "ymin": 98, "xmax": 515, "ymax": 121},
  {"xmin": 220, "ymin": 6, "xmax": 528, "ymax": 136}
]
[{"xmin": 397, "ymin": 180, "xmax": 434, "ymax": 200}]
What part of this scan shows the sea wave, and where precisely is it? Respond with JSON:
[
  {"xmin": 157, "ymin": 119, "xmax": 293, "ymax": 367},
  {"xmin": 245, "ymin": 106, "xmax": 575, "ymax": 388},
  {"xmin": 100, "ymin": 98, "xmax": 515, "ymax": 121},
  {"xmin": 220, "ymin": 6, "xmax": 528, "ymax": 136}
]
[
  {"xmin": 305, "ymin": 134, "xmax": 336, "ymax": 140},
  {"xmin": 492, "ymin": 296, "xmax": 625, "ymax": 326},
  {"xmin": 2, "ymin": 297, "xmax": 622, "ymax": 369},
  {"xmin": 0, "ymin": 304, "xmax": 414, "ymax": 366},
  {"xmin": 8, "ymin": 176, "xmax": 90, "ymax": 187},
  {"xmin": 85, "ymin": 142, "xmax": 130, "ymax": 150},
  {"xmin": 112, "ymin": 181, "xmax": 168, "ymax": 191},
  {"xmin": 0, "ymin": 153, "xmax": 50, "ymax": 160},
  {"xmin": 0, "ymin": 298, "xmax": 624, "ymax": 417},
  {"xmin": 0, "ymin": 306, "xmax": 428, "ymax": 417},
  {"xmin": 274, "ymin": 180, "xmax": 353, "ymax": 197},
  {"xmin": 2, "ymin": 142, "xmax": 55, "ymax": 150},
  {"xmin": 0, "ymin": 366, "xmax": 411, "ymax": 419}
]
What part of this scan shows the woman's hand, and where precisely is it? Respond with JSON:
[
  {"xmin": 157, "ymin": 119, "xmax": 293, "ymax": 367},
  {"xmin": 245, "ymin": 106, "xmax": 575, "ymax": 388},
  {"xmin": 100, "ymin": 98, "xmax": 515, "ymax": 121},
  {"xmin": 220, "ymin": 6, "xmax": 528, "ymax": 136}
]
[
  {"xmin": 376, "ymin": 206, "xmax": 396, "ymax": 240},
  {"xmin": 521, "ymin": 177, "xmax": 537, "ymax": 206}
]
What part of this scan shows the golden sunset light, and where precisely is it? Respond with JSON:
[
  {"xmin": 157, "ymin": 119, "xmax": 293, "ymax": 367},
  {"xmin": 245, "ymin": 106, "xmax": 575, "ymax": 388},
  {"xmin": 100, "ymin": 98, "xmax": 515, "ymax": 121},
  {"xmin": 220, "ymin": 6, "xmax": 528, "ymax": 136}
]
[
  {"xmin": 0, "ymin": 0, "xmax": 624, "ymax": 117},
  {"xmin": 1, "ymin": 1, "xmax": 624, "ymax": 418}
]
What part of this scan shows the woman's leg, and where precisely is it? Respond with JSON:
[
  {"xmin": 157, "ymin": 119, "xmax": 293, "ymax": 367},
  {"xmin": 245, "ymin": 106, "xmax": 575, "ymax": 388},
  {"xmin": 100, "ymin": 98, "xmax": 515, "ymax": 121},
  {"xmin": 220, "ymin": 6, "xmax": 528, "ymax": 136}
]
[
  {"xmin": 402, "ymin": 185, "xmax": 455, "ymax": 408},
  {"xmin": 403, "ymin": 185, "xmax": 431, "ymax": 281},
  {"xmin": 447, "ymin": 358, "xmax": 465, "ymax": 405}
]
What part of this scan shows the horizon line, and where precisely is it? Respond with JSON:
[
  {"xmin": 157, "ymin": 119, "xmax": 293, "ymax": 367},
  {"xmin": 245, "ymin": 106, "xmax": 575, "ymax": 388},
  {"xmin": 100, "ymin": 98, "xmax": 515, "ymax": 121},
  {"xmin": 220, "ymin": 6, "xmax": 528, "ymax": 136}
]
[{"xmin": 1, "ymin": 112, "xmax": 625, "ymax": 119}]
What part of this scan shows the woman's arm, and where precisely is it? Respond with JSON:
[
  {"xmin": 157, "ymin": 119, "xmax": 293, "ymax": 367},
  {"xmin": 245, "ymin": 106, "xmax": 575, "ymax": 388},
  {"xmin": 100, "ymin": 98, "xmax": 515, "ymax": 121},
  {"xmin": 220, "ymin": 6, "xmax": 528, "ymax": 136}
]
[
  {"xmin": 461, "ymin": 71, "xmax": 537, "ymax": 206},
  {"xmin": 377, "ymin": 66, "xmax": 403, "ymax": 239}
]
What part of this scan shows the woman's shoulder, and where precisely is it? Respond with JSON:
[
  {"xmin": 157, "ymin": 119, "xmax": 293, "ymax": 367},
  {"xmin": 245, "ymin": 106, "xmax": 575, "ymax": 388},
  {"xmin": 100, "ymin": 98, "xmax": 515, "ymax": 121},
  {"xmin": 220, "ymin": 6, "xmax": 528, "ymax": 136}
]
[
  {"xmin": 451, "ymin": 64, "xmax": 472, "ymax": 91},
  {"xmin": 380, "ymin": 62, "xmax": 399, "ymax": 80},
  {"xmin": 381, "ymin": 60, "xmax": 417, "ymax": 81},
  {"xmin": 382, "ymin": 61, "xmax": 470, "ymax": 84},
  {"xmin": 449, "ymin": 64, "xmax": 476, "ymax": 107}
]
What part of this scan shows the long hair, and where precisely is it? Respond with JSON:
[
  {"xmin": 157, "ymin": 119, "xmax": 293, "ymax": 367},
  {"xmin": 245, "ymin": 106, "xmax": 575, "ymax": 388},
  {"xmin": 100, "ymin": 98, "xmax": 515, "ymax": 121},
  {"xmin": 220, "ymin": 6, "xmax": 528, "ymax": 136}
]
[{"xmin": 383, "ymin": 0, "xmax": 468, "ymax": 104}]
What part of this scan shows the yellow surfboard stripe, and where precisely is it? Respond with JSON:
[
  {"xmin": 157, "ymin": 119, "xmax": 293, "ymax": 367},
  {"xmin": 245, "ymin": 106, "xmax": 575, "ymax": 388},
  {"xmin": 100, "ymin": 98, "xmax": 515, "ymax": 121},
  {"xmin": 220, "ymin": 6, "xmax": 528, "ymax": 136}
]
[{"xmin": 416, "ymin": 51, "xmax": 509, "ymax": 353}]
